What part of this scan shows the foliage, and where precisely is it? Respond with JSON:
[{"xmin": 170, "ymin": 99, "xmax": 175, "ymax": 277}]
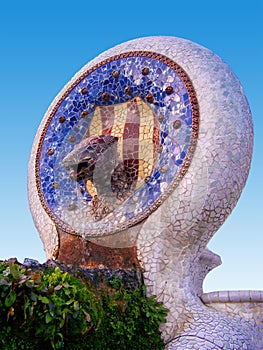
[{"xmin": 0, "ymin": 261, "xmax": 168, "ymax": 350}]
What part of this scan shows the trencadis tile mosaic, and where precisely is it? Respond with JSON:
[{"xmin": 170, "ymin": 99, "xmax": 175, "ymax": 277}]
[{"xmin": 36, "ymin": 52, "xmax": 199, "ymax": 237}]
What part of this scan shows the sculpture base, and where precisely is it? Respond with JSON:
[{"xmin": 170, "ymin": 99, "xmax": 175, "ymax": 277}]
[{"xmin": 56, "ymin": 227, "xmax": 140, "ymax": 269}]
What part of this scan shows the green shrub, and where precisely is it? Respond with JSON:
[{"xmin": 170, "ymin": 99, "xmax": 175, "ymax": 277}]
[{"xmin": 0, "ymin": 261, "xmax": 167, "ymax": 350}]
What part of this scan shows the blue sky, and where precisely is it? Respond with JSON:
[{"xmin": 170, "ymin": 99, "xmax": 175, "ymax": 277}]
[{"xmin": 0, "ymin": 0, "xmax": 262, "ymax": 292}]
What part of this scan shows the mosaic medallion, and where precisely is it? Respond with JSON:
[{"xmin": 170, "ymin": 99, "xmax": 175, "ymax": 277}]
[{"xmin": 36, "ymin": 52, "xmax": 199, "ymax": 237}]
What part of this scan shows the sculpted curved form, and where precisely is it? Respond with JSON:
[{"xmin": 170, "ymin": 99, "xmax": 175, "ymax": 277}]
[{"xmin": 28, "ymin": 37, "xmax": 262, "ymax": 348}]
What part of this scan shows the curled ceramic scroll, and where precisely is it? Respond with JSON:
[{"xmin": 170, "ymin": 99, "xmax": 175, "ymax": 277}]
[{"xmin": 29, "ymin": 37, "xmax": 262, "ymax": 348}]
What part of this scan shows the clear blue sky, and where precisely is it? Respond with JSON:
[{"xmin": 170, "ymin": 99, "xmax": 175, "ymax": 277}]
[{"xmin": 0, "ymin": 0, "xmax": 262, "ymax": 292}]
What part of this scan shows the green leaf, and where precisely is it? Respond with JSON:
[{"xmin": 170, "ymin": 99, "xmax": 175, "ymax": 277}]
[
  {"xmin": 53, "ymin": 332, "xmax": 63, "ymax": 349},
  {"xmin": 73, "ymin": 301, "xmax": 79, "ymax": 311},
  {"xmin": 38, "ymin": 295, "xmax": 49, "ymax": 304},
  {"xmin": 59, "ymin": 318, "xmax": 65, "ymax": 328},
  {"xmin": 55, "ymin": 267, "xmax": 61, "ymax": 274},
  {"xmin": 49, "ymin": 309, "xmax": 54, "ymax": 317},
  {"xmin": 114, "ymin": 291, "xmax": 121, "ymax": 300},
  {"xmin": 29, "ymin": 305, "xmax": 34, "ymax": 317},
  {"xmin": 24, "ymin": 296, "xmax": 30, "ymax": 320},
  {"xmin": 9, "ymin": 263, "xmax": 21, "ymax": 280},
  {"xmin": 45, "ymin": 312, "xmax": 53, "ymax": 324},
  {"xmin": 5, "ymin": 290, "xmax": 16, "ymax": 307},
  {"xmin": 62, "ymin": 307, "xmax": 72, "ymax": 315}
]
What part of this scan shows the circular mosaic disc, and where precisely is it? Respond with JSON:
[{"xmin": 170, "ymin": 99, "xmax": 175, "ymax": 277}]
[{"xmin": 35, "ymin": 52, "xmax": 199, "ymax": 237}]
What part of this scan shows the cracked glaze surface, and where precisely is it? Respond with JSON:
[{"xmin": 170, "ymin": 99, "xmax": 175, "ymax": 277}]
[{"xmin": 28, "ymin": 37, "xmax": 261, "ymax": 348}]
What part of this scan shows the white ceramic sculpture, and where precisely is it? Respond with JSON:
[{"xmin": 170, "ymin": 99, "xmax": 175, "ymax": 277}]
[{"xmin": 28, "ymin": 36, "xmax": 262, "ymax": 349}]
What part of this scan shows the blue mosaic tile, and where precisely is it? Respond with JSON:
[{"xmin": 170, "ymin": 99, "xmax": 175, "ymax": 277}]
[{"xmin": 38, "ymin": 54, "xmax": 196, "ymax": 235}]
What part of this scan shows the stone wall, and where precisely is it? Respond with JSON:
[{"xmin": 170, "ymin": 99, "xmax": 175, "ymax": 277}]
[{"xmin": 202, "ymin": 290, "xmax": 263, "ymax": 333}]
